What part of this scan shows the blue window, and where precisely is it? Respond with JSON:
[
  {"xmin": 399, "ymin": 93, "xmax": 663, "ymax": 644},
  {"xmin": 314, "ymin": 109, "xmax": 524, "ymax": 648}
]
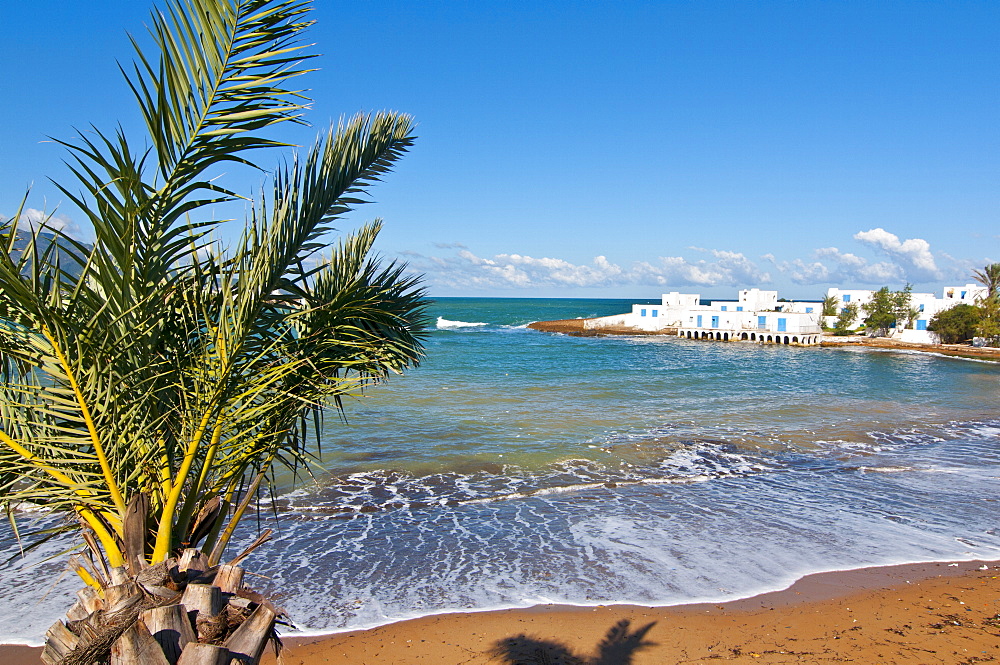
[
  {"xmin": 711, "ymin": 316, "xmax": 719, "ymax": 328},
  {"xmin": 777, "ymin": 318, "xmax": 787, "ymax": 332},
  {"xmin": 757, "ymin": 316, "xmax": 766, "ymax": 329},
  {"xmin": 961, "ymin": 291, "xmax": 967, "ymax": 299},
  {"xmin": 736, "ymin": 306, "xmax": 743, "ymax": 312},
  {"xmin": 916, "ymin": 320, "xmax": 927, "ymax": 330},
  {"xmin": 919, "ymin": 304, "xmax": 925, "ymax": 312},
  {"xmin": 843, "ymin": 294, "xmax": 851, "ymax": 302},
  {"xmin": 652, "ymin": 309, "xmax": 658, "ymax": 318},
  {"xmin": 697, "ymin": 315, "xmax": 703, "ymax": 328},
  {"xmin": 640, "ymin": 309, "xmax": 646, "ymax": 316},
  {"xmin": 806, "ymin": 307, "xmax": 813, "ymax": 313},
  {"xmin": 721, "ymin": 306, "xmax": 727, "ymax": 311}
]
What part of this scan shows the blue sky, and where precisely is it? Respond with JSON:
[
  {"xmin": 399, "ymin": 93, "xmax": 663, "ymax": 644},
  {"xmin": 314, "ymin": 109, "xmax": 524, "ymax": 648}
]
[{"xmin": 1, "ymin": 1, "xmax": 997, "ymax": 299}]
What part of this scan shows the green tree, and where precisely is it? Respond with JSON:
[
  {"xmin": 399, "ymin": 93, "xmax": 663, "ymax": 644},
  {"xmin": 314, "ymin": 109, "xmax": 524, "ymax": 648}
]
[
  {"xmin": 833, "ymin": 302, "xmax": 859, "ymax": 335},
  {"xmin": 861, "ymin": 287, "xmax": 895, "ymax": 337},
  {"xmin": 973, "ymin": 262, "xmax": 1000, "ymax": 300},
  {"xmin": 973, "ymin": 263, "xmax": 1000, "ymax": 346},
  {"xmin": 821, "ymin": 293, "xmax": 839, "ymax": 317},
  {"xmin": 928, "ymin": 304, "xmax": 982, "ymax": 344},
  {"xmin": 0, "ymin": 0, "xmax": 426, "ymax": 661},
  {"xmin": 861, "ymin": 285, "xmax": 913, "ymax": 337},
  {"xmin": 892, "ymin": 284, "xmax": 917, "ymax": 332}
]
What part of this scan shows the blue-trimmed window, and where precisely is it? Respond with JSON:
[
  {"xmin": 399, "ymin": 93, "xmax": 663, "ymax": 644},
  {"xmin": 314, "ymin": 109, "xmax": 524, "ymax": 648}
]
[
  {"xmin": 736, "ymin": 306, "xmax": 743, "ymax": 312},
  {"xmin": 919, "ymin": 304, "xmax": 925, "ymax": 311},
  {"xmin": 652, "ymin": 309, "xmax": 658, "ymax": 318},
  {"xmin": 842, "ymin": 294, "xmax": 851, "ymax": 302},
  {"xmin": 806, "ymin": 307, "xmax": 813, "ymax": 313},
  {"xmin": 640, "ymin": 309, "xmax": 646, "ymax": 316},
  {"xmin": 916, "ymin": 320, "xmax": 927, "ymax": 330},
  {"xmin": 721, "ymin": 306, "xmax": 727, "ymax": 311}
]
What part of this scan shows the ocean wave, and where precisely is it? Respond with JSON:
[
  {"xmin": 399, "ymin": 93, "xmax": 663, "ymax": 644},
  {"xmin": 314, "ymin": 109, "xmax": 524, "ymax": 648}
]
[
  {"xmin": 267, "ymin": 442, "xmax": 782, "ymax": 517},
  {"xmin": 436, "ymin": 316, "xmax": 488, "ymax": 329}
]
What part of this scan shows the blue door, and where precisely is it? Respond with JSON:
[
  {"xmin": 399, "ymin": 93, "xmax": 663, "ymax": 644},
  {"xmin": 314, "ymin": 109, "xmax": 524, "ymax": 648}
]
[
  {"xmin": 777, "ymin": 318, "xmax": 786, "ymax": 332},
  {"xmin": 711, "ymin": 316, "xmax": 719, "ymax": 328},
  {"xmin": 916, "ymin": 319, "xmax": 927, "ymax": 330},
  {"xmin": 696, "ymin": 315, "xmax": 703, "ymax": 328},
  {"xmin": 757, "ymin": 315, "xmax": 766, "ymax": 330}
]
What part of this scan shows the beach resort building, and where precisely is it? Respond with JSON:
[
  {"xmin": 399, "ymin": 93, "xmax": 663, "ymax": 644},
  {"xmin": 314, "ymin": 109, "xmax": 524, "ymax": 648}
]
[{"xmin": 584, "ymin": 283, "xmax": 988, "ymax": 345}]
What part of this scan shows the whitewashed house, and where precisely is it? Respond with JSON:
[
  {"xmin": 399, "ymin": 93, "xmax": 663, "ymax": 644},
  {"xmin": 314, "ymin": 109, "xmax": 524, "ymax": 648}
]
[
  {"xmin": 587, "ymin": 288, "xmax": 824, "ymax": 345},
  {"xmin": 825, "ymin": 284, "xmax": 987, "ymax": 343}
]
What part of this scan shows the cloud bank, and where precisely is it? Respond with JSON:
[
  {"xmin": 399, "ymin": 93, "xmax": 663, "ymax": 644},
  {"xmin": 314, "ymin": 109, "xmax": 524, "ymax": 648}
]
[
  {"xmin": 404, "ymin": 228, "xmax": 977, "ymax": 293},
  {"xmin": 404, "ymin": 247, "xmax": 772, "ymax": 291}
]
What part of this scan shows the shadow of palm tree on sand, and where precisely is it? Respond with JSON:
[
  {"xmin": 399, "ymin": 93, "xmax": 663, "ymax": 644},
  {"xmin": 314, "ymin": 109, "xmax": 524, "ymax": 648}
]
[{"xmin": 489, "ymin": 618, "xmax": 657, "ymax": 665}]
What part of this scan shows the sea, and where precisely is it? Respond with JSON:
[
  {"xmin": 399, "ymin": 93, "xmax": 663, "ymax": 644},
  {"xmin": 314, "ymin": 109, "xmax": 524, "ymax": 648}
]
[{"xmin": 2, "ymin": 297, "xmax": 1000, "ymax": 644}]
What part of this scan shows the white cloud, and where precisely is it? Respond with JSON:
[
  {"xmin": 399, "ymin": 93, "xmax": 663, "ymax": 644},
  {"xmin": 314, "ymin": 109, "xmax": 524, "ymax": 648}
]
[
  {"xmin": 852, "ymin": 228, "xmax": 941, "ymax": 281},
  {"xmin": 403, "ymin": 228, "xmax": 968, "ymax": 294},
  {"xmin": 2, "ymin": 208, "xmax": 86, "ymax": 239},
  {"xmin": 404, "ymin": 247, "xmax": 770, "ymax": 291},
  {"xmin": 765, "ymin": 229, "xmax": 953, "ymax": 286}
]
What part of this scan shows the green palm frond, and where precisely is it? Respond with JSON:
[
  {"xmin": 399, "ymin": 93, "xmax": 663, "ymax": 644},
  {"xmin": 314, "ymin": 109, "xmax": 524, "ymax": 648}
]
[{"xmin": 1, "ymin": 0, "xmax": 425, "ymax": 576}]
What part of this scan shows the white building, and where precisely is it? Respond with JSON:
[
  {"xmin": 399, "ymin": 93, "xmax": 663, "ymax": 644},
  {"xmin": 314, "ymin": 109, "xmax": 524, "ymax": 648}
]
[
  {"xmin": 584, "ymin": 283, "xmax": 988, "ymax": 346},
  {"xmin": 825, "ymin": 284, "xmax": 987, "ymax": 343},
  {"xmin": 587, "ymin": 288, "xmax": 824, "ymax": 345}
]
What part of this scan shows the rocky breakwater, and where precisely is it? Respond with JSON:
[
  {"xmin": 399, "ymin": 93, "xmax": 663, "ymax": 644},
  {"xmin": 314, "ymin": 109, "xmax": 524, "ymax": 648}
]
[{"xmin": 527, "ymin": 318, "xmax": 676, "ymax": 337}]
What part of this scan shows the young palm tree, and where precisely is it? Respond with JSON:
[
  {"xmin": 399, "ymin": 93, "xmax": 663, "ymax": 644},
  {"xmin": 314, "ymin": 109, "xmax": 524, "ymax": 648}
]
[
  {"xmin": 973, "ymin": 262, "xmax": 1000, "ymax": 300},
  {"xmin": 821, "ymin": 293, "xmax": 839, "ymax": 318},
  {"xmin": 973, "ymin": 263, "xmax": 1000, "ymax": 345},
  {"xmin": 0, "ymin": 0, "xmax": 426, "ymax": 662}
]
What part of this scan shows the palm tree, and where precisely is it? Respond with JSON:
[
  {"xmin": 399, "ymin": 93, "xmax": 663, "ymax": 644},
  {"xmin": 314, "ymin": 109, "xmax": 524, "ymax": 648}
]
[
  {"xmin": 973, "ymin": 263, "xmax": 1000, "ymax": 346},
  {"xmin": 0, "ymin": 1, "xmax": 426, "ymax": 662},
  {"xmin": 821, "ymin": 293, "xmax": 839, "ymax": 318},
  {"xmin": 973, "ymin": 262, "xmax": 1000, "ymax": 300}
]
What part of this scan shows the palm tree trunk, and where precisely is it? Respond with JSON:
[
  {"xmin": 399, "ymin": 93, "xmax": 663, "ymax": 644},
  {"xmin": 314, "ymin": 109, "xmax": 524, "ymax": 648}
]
[{"xmin": 42, "ymin": 551, "xmax": 279, "ymax": 665}]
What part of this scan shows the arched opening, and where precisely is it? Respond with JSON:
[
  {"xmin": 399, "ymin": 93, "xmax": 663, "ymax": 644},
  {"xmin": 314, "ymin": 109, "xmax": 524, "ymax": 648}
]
[
  {"xmin": 723, "ymin": 332, "xmax": 729, "ymax": 341},
  {"xmin": 766, "ymin": 335, "xmax": 772, "ymax": 342},
  {"xmin": 741, "ymin": 332, "xmax": 748, "ymax": 340},
  {"xmin": 792, "ymin": 336, "xmax": 798, "ymax": 343},
  {"xmin": 783, "ymin": 336, "xmax": 790, "ymax": 344}
]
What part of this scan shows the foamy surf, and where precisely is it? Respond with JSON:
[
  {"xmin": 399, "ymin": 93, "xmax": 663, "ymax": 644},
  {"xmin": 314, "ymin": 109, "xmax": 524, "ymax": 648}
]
[{"xmin": 436, "ymin": 316, "xmax": 487, "ymax": 329}]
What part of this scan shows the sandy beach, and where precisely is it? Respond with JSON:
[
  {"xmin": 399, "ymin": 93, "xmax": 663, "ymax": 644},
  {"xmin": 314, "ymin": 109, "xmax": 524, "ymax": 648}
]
[{"xmin": 7, "ymin": 559, "xmax": 998, "ymax": 665}]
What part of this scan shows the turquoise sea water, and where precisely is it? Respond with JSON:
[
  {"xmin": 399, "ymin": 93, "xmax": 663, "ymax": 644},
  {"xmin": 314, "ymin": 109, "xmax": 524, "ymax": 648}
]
[{"xmin": 3, "ymin": 297, "xmax": 1000, "ymax": 643}]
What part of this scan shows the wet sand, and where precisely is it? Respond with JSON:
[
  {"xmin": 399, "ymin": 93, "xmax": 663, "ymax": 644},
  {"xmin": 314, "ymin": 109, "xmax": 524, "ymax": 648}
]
[{"xmin": 5, "ymin": 560, "xmax": 998, "ymax": 664}]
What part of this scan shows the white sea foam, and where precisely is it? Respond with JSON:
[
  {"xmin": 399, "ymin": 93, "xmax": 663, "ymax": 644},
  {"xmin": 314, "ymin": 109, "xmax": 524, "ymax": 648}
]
[{"xmin": 436, "ymin": 316, "xmax": 487, "ymax": 329}]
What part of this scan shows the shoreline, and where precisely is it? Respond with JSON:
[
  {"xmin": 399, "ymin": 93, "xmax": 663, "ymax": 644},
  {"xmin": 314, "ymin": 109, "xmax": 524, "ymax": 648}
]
[
  {"xmin": 7, "ymin": 559, "xmax": 998, "ymax": 664},
  {"xmin": 268, "ymin": 559, "xmax": 1000, "ymax": 664},
  {"xmin": 527, "ymin": 318, "xmax": 1000, "ymax": 361}
]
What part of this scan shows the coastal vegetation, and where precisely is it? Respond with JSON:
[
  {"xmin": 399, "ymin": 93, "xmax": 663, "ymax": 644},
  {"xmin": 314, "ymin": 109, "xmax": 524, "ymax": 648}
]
[
  {"xmin": 0, "ymin": 0, "xmax": 426, "ymax": 662},
  {"xmin": 927, "ymin": 304, "xmax": 981, "ymax": 344},
  {"xmin": 860, "ymin": 284, "xmax": 914, "ymax": 337},
  {"xmin": 832, "ymin": 302, "xmax": 858, "ymax": 336},
  {"xmin": 821, "ymin": 293, "xmax": 839, "ymax": 318},
  {"xmin": 928, "ymin": 263, "xmax": 1000, "ymax": 346}
]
